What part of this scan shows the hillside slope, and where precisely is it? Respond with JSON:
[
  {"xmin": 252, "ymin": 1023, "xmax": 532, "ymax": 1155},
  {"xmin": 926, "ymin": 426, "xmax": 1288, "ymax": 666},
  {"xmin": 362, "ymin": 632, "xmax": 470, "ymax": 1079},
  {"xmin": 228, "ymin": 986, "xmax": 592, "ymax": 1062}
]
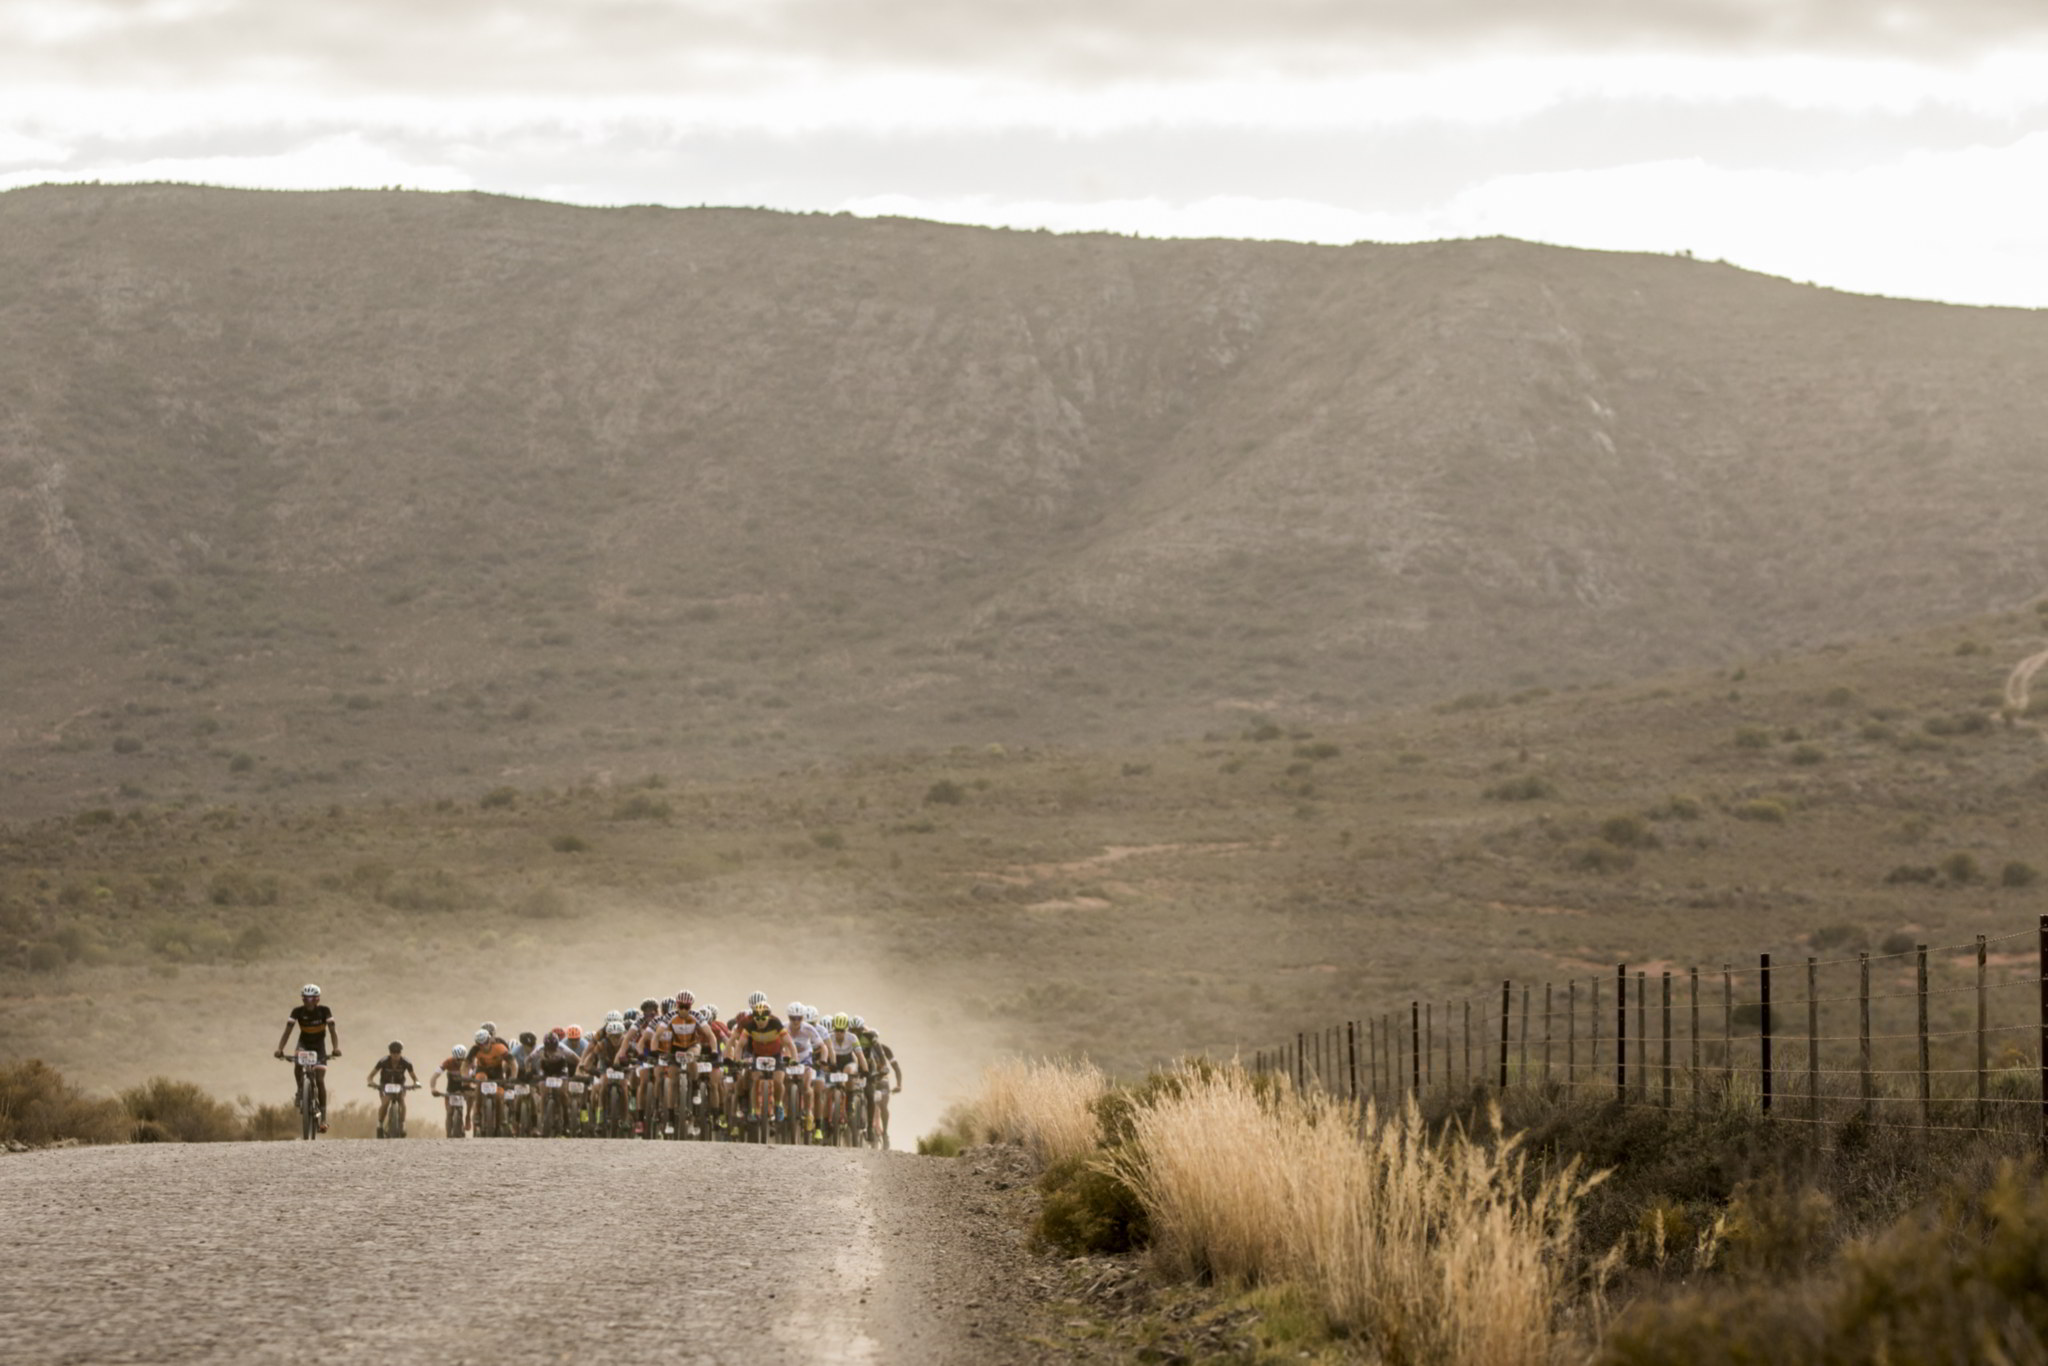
[{"xmin": 2, "ymin": 184, "xmax": 2045, "ymax": 813}]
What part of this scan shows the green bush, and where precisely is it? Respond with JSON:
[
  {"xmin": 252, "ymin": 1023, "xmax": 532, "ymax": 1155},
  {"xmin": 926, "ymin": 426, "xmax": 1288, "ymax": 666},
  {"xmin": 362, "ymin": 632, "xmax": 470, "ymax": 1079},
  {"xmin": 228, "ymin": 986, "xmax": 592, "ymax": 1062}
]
[
  {"xmin": 923, "ymin": 780, "xmax": 966, "ymax": 806},
  {"xmin": 915, "ymin": 1131, "xmax": 964, "ymax": 1157},
  {"xmin": 0, "ymin": 1061, "xmax": 128, "ymax": 1145},
  {"xmin": 1035, "ymin": 1151, "xmax": 1151, "ymax": 1255},
  {"xmin": 120, "ymin": 1077, "xmax": 240, "ymax": 1142},
  {"xmin": 1733, "ymin": 726, "xmax": 1774, "ymax": 749},
  {"xmin": 1599, "ymin": 1165, "xmax": 2048, "ymax": 1366},
  {"xmin": 1292, "ymin": 741, "xmax": 1341, "ymax": 760},
  {"xmin": 2002, "ymin": 862, "xmax": 2041, "ymax": 889},
  {"xmin": 1651, "ymin": 795, "xmax": 1704, "ymax": 821},
  {"xmin": 1733, "ymin": 799, "xmax": 1788, "ymax": 823},
  {"xmin": 550, "ymin": 833, "xmax": 590, "ymax": 853},
  {"xmin": 1879, "ymin": 931, "xmax": 1918, "ymax": 956}
]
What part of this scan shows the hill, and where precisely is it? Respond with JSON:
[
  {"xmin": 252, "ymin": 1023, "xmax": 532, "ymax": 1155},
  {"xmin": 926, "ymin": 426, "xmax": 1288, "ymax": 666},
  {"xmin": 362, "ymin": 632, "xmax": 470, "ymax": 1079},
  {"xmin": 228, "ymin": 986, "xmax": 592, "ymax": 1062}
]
[
  {"xmin": 3, "ymin": 601, "xmax": 2045, "ymax": 1132},
  {"xmin": 2, "ymin": 184, "xmax": 2046, "ymax": 817}
]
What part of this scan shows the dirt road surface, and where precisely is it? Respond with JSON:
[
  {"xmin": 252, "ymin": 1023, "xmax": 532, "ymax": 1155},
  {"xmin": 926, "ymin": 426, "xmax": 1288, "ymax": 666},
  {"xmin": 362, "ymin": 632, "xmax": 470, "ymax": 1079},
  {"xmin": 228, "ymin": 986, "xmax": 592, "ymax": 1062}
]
[{"xmin": 0, "ymin": 1141, "xmax": 1052, "ymax": 1366}]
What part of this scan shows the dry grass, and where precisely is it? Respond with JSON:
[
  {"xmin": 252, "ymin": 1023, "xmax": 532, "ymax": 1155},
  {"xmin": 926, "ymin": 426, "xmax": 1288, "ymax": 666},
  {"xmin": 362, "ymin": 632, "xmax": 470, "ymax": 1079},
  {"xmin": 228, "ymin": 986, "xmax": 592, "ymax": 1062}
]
[
  {"xmin": 1111, "ymin": 1066, "xmax": 1605, "ymax": 1366},
  {"xmin": 953, "ymin": 1057, "xmax": 1107, "ymax": 1165}
]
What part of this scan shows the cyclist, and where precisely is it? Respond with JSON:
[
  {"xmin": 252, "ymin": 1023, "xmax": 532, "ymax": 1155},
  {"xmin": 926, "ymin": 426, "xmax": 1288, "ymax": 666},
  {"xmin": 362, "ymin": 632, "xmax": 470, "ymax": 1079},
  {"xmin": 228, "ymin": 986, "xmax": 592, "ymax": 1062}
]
[
  {"xmin": 273, "ymin": 983, "xmax": 341, "ymax": 1132},
  {"xmin": 787, "ymin": 1002, "xmax": 828, "ymax": 1141},
  {"xmin": 531, "ymin": 1032, "xmax": 579, "ymax": 1135},
  {"xmin": 469, "ymin": 1027, "xmax": 515, "ymax": 1136},
  {"xmin": 431, "ymin": 1043, "xmax": 472, "ymax": 1137},
  {"xmin": 820, "ymin": 1014, "xmax": 866, "ymax": 1140},
  {"xmin": 367, "ymin": 1041, "xmax": 418, "ymax": 1137},
  {"xmin": 730, "ymin": 992, "xmax": 792, "ymax": 1136},
  {"xmin": 852, "ymin": 1015, "xmax": 902, "ymax": 1147},
  {"xmin": 511, "ymin": 1030, "xmax": 541, "ymax": 1136}
]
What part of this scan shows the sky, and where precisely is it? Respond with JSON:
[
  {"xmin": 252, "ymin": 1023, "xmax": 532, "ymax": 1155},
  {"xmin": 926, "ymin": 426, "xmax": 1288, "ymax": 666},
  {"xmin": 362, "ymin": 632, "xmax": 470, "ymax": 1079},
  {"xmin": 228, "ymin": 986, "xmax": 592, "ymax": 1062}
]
[{"xmin": 4, "ymin": 0, "xmax": 2046, "ymax": 308}]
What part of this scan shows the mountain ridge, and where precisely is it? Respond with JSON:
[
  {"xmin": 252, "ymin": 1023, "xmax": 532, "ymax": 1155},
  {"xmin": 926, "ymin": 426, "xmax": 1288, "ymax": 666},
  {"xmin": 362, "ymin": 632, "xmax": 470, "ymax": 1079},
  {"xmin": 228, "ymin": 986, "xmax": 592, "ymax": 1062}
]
[{"xmin": 1, "ymin": 183, "xmax": 2044, "ymax": 814}]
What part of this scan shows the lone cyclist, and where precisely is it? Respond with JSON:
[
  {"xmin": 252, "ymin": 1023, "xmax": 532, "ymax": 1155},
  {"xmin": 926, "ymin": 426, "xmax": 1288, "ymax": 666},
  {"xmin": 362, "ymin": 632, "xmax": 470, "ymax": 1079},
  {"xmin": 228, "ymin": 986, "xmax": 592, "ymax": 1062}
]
[{"xmin": 273, "ymin": 983, "xmax": 341, "ymax": 1132}]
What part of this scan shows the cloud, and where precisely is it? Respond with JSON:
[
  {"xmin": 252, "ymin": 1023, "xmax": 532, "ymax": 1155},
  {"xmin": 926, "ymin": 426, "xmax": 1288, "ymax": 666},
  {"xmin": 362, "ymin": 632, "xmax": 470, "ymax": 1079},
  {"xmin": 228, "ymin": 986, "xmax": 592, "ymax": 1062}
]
[
  {"xmin": 0, "ymin": 131, "xmax": 472, "ymax": 194},
  {"xmin": 5, "ymin": 0, "xmax": 2046, "ymax": 96}
]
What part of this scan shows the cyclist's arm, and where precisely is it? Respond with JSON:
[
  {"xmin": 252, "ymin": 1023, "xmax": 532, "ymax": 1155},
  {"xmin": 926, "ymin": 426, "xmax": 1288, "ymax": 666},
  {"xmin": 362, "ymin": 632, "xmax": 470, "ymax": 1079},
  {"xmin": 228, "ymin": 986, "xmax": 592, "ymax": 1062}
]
[
  {"xmin": 430, "ymin": 1068, "xmax": 444, "ymax": 1098},
  {"xmin": 275, "ymin": 1021, "xmax": 295, "ymax": 1056},
  {"xmin": 327, "ymin": 1019, "xmax": 341, "ymax": 1058}
]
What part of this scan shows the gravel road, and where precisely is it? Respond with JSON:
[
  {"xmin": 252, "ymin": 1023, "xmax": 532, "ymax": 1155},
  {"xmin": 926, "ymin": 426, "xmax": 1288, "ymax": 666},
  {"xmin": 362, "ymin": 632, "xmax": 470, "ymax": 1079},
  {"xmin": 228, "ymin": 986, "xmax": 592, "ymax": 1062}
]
[{"xmin": 0, "ymin": 1141, "xmax": 1051, "ymax": 1366}]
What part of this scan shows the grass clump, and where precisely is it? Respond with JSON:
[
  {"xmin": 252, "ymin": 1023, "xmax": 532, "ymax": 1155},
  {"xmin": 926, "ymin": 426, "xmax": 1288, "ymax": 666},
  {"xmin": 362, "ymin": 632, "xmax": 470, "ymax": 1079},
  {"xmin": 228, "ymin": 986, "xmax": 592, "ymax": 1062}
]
[
  {"xmin": 1732, "ymin": 799, "xmax": 1788, "ymax": 824},
  {"xmin": 956, "ymin": 1057, "xmax": 1107, "ymax": 1165},
  {"xmin": 121, "ymin": 1076, "xmax": 241, "ymax": 1143}
]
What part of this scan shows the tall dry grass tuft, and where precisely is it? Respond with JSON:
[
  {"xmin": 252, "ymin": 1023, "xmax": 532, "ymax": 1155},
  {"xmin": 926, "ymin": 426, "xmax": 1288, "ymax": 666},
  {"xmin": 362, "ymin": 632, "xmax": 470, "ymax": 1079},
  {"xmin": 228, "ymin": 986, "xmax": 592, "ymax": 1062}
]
[
  {"xmin": 955, "ymin": 1057, "xmax": 1107, "ymax": 1165},
  {"xmin": 1111, "ymin": 1067, "xmax": 1604, "ymax": 1366}
]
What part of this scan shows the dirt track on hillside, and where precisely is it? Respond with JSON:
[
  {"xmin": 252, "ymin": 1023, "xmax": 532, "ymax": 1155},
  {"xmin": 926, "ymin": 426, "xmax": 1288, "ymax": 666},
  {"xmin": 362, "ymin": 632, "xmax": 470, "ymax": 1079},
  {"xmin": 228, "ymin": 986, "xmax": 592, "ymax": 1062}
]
[{"xmin": 0, "ymin": 1141, "xmax": 1052, "ymax": 1366}]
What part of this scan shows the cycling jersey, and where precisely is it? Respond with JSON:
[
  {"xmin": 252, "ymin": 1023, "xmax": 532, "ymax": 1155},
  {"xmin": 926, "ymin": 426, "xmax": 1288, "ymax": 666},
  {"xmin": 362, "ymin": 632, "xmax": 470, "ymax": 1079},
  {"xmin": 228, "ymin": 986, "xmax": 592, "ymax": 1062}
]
[
  {"xmin": 436, "ymin": 1059, "xmax": 471, "ymax": 1093},
  {"xmin": 373, "ymin": 1055, "xmax": 415, "ymax": 1087},
  {"xmin": 289, "ymin": 1003, "xmax": 334, "ymax": 1055},
  {"xmin": 737, "ymin": 1013, "xmax": 789, "ymax": 1059},
  {"xmin": 471, "ymin": 1039, "xmax": 514, "ymax": 1079},
  {"xmin": 533, "ymin": 1047, "xmax": 576, "ymax": 1078}
]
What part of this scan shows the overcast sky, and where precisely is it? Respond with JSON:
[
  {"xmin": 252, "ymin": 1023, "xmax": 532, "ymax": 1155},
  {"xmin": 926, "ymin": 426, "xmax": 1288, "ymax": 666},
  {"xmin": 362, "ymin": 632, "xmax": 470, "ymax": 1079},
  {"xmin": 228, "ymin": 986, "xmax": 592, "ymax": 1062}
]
[{"xmin": 5, "ymin": 0, "xmax": 2045, "ymax": 307}]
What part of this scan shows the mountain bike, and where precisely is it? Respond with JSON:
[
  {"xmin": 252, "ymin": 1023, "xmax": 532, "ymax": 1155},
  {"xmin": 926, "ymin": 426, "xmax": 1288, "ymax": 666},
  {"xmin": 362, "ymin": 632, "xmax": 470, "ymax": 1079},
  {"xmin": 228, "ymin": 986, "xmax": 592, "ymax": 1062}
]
[
  {"xmin": 688, "ymin": 1056, "xmax": 716, "ymax": 1140},
  {"xmin": 539, "ymin": 1074, "xmax": 571, "ymax": 1137},
  {"xmin": 475, "ymin": 1077, "xmax": 506, "ymax": 1137},
  {"xmin": 374, "ymin": 1081, "xmax": 420, "ymax": 1138},
  {"xmin": 289, "ymin": 1050, "xmax": 324, "ymax": 1140},
  {"xmin": 601, "ymin": 1066, "xmax": 629, "ymax": 1138},
  {"xmin": 440, "ymin": 1088, "xmax": 469, "ymax": 1138}
]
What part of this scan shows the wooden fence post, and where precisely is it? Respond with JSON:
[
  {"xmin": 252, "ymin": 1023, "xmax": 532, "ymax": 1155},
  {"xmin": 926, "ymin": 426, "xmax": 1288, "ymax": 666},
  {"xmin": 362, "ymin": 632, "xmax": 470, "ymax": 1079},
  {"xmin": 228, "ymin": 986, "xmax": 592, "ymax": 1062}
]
[
  {"xmin": 1761, "ymin": 953, "xmax": 1773, "ymax": 1116},
  {"xmin": 1544, "ymin": 983, "xmax": 1554, "ymax": 1084},
  {"xmin": 1808, "ymin": 956, "xmax": 1820, "ymax": 1126},
  {"xmin": 1689, "ymin": 967, "xmax": 1701, "ymax": 1113},
  {"xmin": 1499, "ymin": 981, "xmax": 1511, "ymax": 1090},
  {"xmin": 1860, "ymin": 952, "xmax": 1872, "ymax": 1124},
  {"xmin": 1661, "ymin": 971, "xmax": 1673, "ymax": 1109},
  {"xmin": 1978, "ymin": 935, "xmax": 1989, "ymax": 1131},
  {"xmin": 1411, "ymin": 1001, "xmax": 1422, "ymax": 1099},
  {"xmin": 1636, "ymin": 970, "xmax": 1648, "ymax": 1102}
]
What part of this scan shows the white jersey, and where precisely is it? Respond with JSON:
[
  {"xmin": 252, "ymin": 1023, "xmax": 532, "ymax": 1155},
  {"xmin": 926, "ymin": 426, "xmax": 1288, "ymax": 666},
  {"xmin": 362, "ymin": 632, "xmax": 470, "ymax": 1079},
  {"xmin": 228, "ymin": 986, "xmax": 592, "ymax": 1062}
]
[{"xmin": 792, "ymin": 1020, "xmax": 828, "ymax": 1064}]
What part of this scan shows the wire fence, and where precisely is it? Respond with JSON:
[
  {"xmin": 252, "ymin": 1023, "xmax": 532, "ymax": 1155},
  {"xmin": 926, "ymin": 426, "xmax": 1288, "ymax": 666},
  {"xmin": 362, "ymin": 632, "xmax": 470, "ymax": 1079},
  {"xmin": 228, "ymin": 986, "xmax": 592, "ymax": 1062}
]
[{"xmin": 1250, "ymin": 916, "xmax": 2048, "ymax": 1148}]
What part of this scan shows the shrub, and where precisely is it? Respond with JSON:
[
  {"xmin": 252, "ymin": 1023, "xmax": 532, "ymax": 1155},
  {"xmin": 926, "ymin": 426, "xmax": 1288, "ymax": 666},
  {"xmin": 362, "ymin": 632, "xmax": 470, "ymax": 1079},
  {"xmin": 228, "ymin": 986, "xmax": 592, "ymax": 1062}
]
[
  {"xmin": 231, "ymin": 925, "xmax": 269, "ymax": 962},
  {"xmin": 1733, "ymin": 726, "xmax": 1774, "ymax": 749},
  {"xmin": 1245, "ymin": 720, "xmax": 1285, "ymax": 741},
  {"xmin": 1940, "ymin": 851, "xmax": 1981, "ymax": 884},
  {"xmin": 2002, "ymin": 862, "xmax": 2041, "ymax": 888},
  {"xmin": 1036, "ymin": 1152, "xmax": 1151, "ymax": 1255},
  {"xmin": 1293, "ymin": 742, "xmax": 1341, "ymax": 761},
  {"xmin": 1569, "ymin": 840, "xmax": 1636, "ymax": 874},
  {"xmin": 1822, "ymin": 686, "xmax": 1856, "ymax": 706},
  {"xmin": 1879, "ymin": 931, "xmax": 1918, "ymax": 956},
  {"xmin": 612, "ymin": 793, "xmax": 672, "ymax": 820},
  {"xmin": 111, "ymin": 735, "xmax": 144, "ymax": 754},
  {"xmin": 480, "ymin": 785, "xmax": 518, "ymax": 809},
  {"xmin": 923, "ymin": 780, "xmax": 966, "ymax": 806},
  {"xmin": 1789, "ymin": 744, "xmax": 1826, "ymax": 766},
  {"xmin": 26, "ymin": 941, "xmax": 64, "ymax": 972},
  {"xmin": 379, "ymin": 869, "xmax": 478, "ymax": 913},
  {"xmin": 228, "ymin": 752, "xmax": 256, "ymax": 773},
  {"xmin": 956, "ymin": 1058, "xmax": 1106, "ymax": 1164},
  {"xmin": 1650, "ymin": 795, "xmax": 1703, "ymax": 821},
  {"xmin": 0, "ymin": 1061, "xmax": 128, "ymax": 1145},
  {"xmin": 915, "ymin": 1131, "xmax": 964, "ymax": 1157},
  {"xmin": 550, "ymin": 833, "xmax": 590, "ymax": 853},
  {"xmin": 1600, "ymin": 814, "xmax": 1660, "ymax": 849},
  {"xmin": 209, "ymin": 868, "xmax": 281, "ymax": 906},
  {"xmin": 120, "ymin": 1077, "xmax": 240, "ymax": 1142},
  {"xmin": 1732, "ymin": 799, "xmax": 1787, "ymax": 823},
  {"xmin": 1485, "ymin": 775, "xmax": 1557, "ymax": 801},
  {"xmin": 1883, "ymin": 865, "xmax": 1939, "ymax": 885}
]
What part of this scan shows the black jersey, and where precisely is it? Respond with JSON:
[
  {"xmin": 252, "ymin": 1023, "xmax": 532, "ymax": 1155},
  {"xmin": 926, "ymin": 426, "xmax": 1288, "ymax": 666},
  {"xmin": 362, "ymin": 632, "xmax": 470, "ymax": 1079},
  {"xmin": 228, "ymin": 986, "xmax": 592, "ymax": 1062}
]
[{"xmin": 289, "ymin": 1003, "xmax": 334, "ymax": 1050}]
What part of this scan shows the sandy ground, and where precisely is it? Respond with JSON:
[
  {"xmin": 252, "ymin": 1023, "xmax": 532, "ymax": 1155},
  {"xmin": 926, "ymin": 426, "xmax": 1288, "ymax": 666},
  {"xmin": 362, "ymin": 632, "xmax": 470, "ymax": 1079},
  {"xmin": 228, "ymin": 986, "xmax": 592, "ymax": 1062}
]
[{"xmin": 0, "ymin": 1140, "xmax": 1053, "ymax": 1366}]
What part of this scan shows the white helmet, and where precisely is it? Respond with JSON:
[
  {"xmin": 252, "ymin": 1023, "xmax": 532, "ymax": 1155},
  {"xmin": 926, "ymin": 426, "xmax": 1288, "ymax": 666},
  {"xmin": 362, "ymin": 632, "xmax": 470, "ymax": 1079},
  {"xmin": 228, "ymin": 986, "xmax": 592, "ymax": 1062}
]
[
  {"xmin": 301, "ymin": 984, "xmax": 321, "ymax": 998},
  {"xmin": 605, "ymin": 1009, "xmax": 623, "ymax": 1023},
  {"xmin": 850, "ymin": 1015, "xmax": 866, "ymax": 1031},
  {"xmin": 787, "ymin": 1001, "xmax": 803, "ymax": 1020},
  {"xmin": 747, "ymin": 991, "xmax": 768, "ymax": 1009},
  {"xmin": 452, "ymin": 1044, "xmax": 469, "ymax": 1059},
  {"xmin": 473, "ymin": 1029, "xmax": 491, "ymax": 1045},
  {"xmin": 480, "ymin": 1021, "xmax": 497, "ymax": 1036},
  {"xmin": 605, "ymin": 1020, "xmax": 625, "ymax": 1037}
]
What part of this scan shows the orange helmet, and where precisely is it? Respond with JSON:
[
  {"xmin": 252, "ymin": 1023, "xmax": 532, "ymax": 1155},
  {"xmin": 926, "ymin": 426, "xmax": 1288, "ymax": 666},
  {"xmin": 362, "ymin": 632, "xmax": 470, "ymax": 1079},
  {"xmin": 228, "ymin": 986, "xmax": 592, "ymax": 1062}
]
[{"xmin": 566, "ymin": 1025, "xmax": 582, "ymax": 1040}]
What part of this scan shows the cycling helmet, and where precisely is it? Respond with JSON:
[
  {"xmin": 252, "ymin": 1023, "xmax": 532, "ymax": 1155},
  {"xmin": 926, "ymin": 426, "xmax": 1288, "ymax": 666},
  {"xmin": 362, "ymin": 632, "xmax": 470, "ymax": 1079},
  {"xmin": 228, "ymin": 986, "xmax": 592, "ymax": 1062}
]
[
  {"xmin": 549, "ymin": 1026, "xmax": 566, "ymax": 1040},
  {"xmin": 541, "ymin": 1034, "xmax": 560, "ymax": 1049},
  {"xmin": 605, "ymin": 1009, "xmax": 623, "ymax": 1023},
  {"xmin": 677, "ymin": 990, "xmax": 695, "ymax": 1006},
  {"xmin": 388, "ymin": 1040, "xmax": 404, "ymax": 1053},
  {"xmin": 301, "ymin": 984, "xmax": 321, "ymax": 998},
  {"xmin": 453, "ymin": 1044, "xmax": 469, "ymax": 1060},
  {"xmin": 831, "ymin": 1013, "xmax": 850, "ymax": 1030},
  {"xmin": 695, "ymin": 1006, "xmax": 713, "ymax": 1023},
  {"xmin": 661, "ymin": 998, "xmax": 675, "ymax": 1013},
  {"xmin": 640, "ymin": 998, "xmax": 659, "ymax": 1014},
  {"xmin": 518, "ymin": 1031, "xmax": 537, "ymax": 1047},
  {"xmin": 787, "ymin": 1000, "xmax": 803, "ymax": 1020},
  {"xmin": 605, "ymin": 1020, "xmax": 625, "ymax": 1037},
  {"xmin": 747, "ymin": 991, "xmax": 768, "ymax": 1010},
  {"xmin": 567, "ymin": 1026, "xmax": 583, "ymax": 1041},
  {"xmin": 474, "ymin": 1029, "xmax": 491, "ymax": 1045},
  {"xmin": 624, "ymin": 1009, "xmax": 640, "ymax": 1025},
  {"xmin": 481, "ymin": 1022, "xmax": 497, "ymax": 1036},
  {"xmin": 850, "ymin": 1015, "xmax": 865, "ymax": 1031}
]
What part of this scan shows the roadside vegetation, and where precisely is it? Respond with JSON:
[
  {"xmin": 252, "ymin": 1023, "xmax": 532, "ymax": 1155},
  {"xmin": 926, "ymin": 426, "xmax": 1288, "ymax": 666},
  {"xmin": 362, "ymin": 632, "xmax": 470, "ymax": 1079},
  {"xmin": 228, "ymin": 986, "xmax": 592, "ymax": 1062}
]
[
  {"xmin": 1, "ymin": 1059, "xmax": 384, "ymax": 1146},
  {"xmin": 938, "ymin": 1058, "xmax": 2048, "ymax": 1363}
]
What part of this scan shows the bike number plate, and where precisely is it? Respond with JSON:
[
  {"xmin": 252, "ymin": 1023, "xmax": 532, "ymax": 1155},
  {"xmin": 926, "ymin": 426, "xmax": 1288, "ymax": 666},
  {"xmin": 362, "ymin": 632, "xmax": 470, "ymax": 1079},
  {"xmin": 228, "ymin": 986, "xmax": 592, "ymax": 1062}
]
[
  {"xmin": 480, "ymin": 1081, "xmax": 498, "ymax": 1096},
  {"xmin": 829, "ymin": 1073, "xmax": 845, "ymax": 1084},
  {"xmin": 754, "ymin": 1058, "xmax": 777, "ymax": 1073},
  {"xmin": 545, "ymin": 1077, "xmax": 563, "ymax": 1088},
  {"xmin": 568, "ymin": 1082, "xmax": 585, "ymax": 1094},
  {"xmin": 790, "ymin": 1065, "xmax": 809, "ymax": 1080},
  {"xmin": 513, "ymin": 1085, "xmax": 530, "ymax": 1098},
  {"xmin": 606, "ymin": 1069, "xmax": 624, "ymax": 1081},
  {"xmin": 697, "ymin": 1062, "xmax": 713, "ymax": 1074},
  {"xmin": 384, "ymin": 1083, "xmax": 404, "ymax": 1094},
  {"xmin": 296, "ymin": 1050, "xmax": 320, "ymax": 1067}
]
